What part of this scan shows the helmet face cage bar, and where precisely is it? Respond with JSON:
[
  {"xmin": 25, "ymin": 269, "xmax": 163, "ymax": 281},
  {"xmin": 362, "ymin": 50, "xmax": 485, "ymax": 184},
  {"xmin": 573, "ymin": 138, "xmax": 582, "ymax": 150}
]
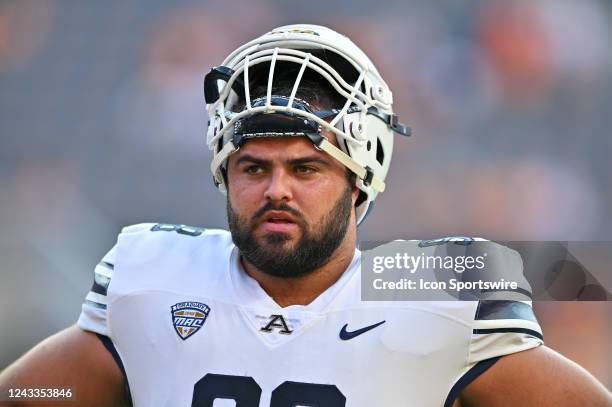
[
  {"xmin": 204, "ymin": 25, "xmax": 410, "ymax": 224},
  {"xmin": 206, "ymin": 47, "xmax": 376, "ymax": 145}
]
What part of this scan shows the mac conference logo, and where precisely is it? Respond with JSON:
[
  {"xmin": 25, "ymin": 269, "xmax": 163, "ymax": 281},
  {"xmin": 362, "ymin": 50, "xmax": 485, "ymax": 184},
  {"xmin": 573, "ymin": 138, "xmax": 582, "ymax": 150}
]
[{"xmin": 171, "ymin": 302, "xmax": 210, "ymax": 340}]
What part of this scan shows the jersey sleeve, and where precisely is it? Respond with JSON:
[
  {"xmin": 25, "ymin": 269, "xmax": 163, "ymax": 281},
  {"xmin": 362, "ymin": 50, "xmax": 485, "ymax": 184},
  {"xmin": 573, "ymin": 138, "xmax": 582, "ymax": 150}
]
[
  {"xmin": 77, "ymin": 244, "xmax": 117, "ymax": 336},
  {"xmin": 77, "ymin": 223, "xmax": 156, "ymax": 336},
  {"xmin": 444, "ymin": 300, "xmax": 544, "ymax": 406},
  {"xmin": 469, "ymin": 300, "xmax": 543, "ymax": 363}
]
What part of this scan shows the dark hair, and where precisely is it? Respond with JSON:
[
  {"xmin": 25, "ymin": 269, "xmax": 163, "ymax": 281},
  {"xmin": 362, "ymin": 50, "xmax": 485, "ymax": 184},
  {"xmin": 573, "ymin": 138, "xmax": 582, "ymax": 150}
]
[{"xmin": 240, "ymin": 61, "xmax": 346, "ymax": 111}]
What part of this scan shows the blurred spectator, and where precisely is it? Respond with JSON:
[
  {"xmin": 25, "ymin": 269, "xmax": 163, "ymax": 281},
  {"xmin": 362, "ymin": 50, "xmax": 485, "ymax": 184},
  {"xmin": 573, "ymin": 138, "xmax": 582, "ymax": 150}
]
[
  {"xmin": 0, "ymin": 0, "xmax": 55, "ymax": 73},
  {"xmin": 477, "ymin": 0, "xmax": 554, "ymax": 104}
]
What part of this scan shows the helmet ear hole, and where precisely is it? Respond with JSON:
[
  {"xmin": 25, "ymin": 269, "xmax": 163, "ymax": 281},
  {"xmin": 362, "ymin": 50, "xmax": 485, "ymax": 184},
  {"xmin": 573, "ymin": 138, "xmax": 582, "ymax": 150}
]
[
  {"xmin": 355, "ymin": 190, "xmax": 368, "ymax": 207},
  {"xmin": 376, "ymin": 137, "xmax": 384, "ymax": 165}
]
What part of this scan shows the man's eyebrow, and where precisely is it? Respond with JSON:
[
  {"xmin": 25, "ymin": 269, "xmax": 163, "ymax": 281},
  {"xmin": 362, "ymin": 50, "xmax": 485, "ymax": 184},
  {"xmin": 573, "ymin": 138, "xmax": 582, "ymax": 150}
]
[
  {"xmin": 286, "ymin": 156, "xmax": 332, "ymax": 167},
  {"xmin": 234, "ymin": 155, "xmax": 271, "ymax": 167},
  {"xmin": 234, "ymin": 154, "xmax": 332, "ymax": 167}
]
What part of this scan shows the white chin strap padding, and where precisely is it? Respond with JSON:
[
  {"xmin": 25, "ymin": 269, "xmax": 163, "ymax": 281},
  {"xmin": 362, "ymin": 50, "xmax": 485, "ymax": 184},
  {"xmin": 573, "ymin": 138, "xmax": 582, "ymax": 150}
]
[
  {"xmin": 211, "ymin": 140, "xmax": 238, "ymax": 187},
  {"xmin": 317, "ymin": 138, "xmax": 386, "ymax": 193}
]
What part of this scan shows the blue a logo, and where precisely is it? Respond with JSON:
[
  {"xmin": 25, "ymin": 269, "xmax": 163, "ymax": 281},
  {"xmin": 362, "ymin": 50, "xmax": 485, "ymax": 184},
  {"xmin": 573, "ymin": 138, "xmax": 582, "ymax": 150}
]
[{"xmin": 171, "ymin": 302, "xmax": 210, "ymax": 340}]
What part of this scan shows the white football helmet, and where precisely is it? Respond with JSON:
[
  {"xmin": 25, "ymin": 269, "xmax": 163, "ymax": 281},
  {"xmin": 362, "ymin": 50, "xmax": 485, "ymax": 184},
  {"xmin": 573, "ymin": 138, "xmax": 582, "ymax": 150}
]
[{"xmin": 204, "ymin": 24, "xmax": 410, "ymax": 224}]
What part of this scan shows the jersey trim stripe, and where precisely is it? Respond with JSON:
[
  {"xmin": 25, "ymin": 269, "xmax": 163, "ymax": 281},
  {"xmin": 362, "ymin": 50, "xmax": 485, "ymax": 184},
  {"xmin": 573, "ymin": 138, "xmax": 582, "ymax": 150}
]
[
  {"xmin": 99, "ymin": 261, "xmax": 115, "ymax": 270},
  {"xmin": 481, "ymin": 287, "xmax": 532, "ymax": 298},
  {"xmin": 92, "ymin": 262, "xmax": 113, "ymax": 295},
  {"xmin": 475, "ymin": 300, "xmax": 538, "ymax": 322},
  {"xmin": 472, "ymin": 318, "xmax": 542, "ymax": 335},
  {"xmin": 473, "ymin": 327, "xmax": 544, "ymax": 341},
  {"xmin": 443, "ymin": 357, "xmax": 501, "ymax": 407},
  {"xmin": 96, "ymin": 334, "xmax": 133, "ymax": 406},
  {"xmin": 94, "ymin": 265, "xmax": 113, "ymax": 279},
  {"xmin": 84, "ymin": 299, "xmax": 107, "ymax": 310},
  {"xmin": 86, "ymin": 291, "xmax": 108, "ymax": 304},
  {"xmin": 91, "ymin": 274, "xmax": 111, "ymax": 296}
]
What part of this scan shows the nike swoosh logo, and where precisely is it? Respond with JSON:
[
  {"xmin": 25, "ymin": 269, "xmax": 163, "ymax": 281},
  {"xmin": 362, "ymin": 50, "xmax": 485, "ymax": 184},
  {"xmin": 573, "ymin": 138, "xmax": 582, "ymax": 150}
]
[{"xmin": 339, "ymin": 320, "xmax": 386, "ymax": 340}]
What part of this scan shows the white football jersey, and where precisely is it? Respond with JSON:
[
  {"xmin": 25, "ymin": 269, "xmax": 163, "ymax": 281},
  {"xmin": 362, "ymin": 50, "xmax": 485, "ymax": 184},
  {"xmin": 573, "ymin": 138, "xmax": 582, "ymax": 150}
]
[{"xmin": 78, "ymin": 223, "xmax": 543, "ymax": 407}]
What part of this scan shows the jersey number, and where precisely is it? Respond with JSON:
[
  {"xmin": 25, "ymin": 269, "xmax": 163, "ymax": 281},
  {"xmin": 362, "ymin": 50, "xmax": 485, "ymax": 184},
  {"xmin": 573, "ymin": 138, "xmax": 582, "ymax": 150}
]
[
  {"xmin": 151, "ymin": 223, "xmax": 204, "ymax": 236},
  {"xmin": 192, "ymin": 373, "xmax": 346, "ymax": 406}
]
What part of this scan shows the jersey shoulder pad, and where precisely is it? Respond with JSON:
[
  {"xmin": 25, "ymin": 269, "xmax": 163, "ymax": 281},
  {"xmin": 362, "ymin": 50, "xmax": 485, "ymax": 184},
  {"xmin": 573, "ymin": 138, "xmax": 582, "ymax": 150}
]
[
  {"xmin": 114, "ymin": 222, "xmax": 233, "ymax": 289},
  {"xmin": 117, "ymin": 222, "xmax": 230, "ymax": 249},
  {"xmin": 78, "ymin": 223, "xmax": 233, "ymax": 336}
]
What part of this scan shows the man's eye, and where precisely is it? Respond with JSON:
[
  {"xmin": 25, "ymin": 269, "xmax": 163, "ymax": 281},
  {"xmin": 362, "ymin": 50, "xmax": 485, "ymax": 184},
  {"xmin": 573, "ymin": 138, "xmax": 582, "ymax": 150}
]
[
  {"xmin": 244, "ymin": 166, "xmax": 262, "ymax": 174},
  {"xmin": 295, "ymin": 166, "xmax": 316, "ymax": 174}
]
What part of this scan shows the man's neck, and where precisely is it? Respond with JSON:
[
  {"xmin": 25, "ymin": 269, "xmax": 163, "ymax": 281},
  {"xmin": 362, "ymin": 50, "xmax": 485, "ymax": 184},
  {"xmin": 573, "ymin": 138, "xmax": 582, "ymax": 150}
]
[{"xmin": 240, "ymin": 234, "xmax": 357, "ymax": 308}]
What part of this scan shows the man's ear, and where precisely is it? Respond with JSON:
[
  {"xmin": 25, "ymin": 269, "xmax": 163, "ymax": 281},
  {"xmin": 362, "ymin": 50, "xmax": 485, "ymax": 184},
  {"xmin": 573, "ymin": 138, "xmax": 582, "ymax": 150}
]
[
  {"xmin": 346, "ymin": 171, "xmax": 359, "ymax": 206},
  {"xmin": 221, "ymin": 166, "xmax": 229, "ymax": 189},
  {"xmin": 351, "ymin": 184, "xmax": 360, "ymax": 206}
]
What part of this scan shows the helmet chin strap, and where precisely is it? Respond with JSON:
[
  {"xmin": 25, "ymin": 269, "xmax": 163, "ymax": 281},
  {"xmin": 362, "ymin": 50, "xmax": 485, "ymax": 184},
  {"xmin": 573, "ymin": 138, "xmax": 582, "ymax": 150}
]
[{"xmin": 315, "ymin": 137, "xmax": 385, "ymax": 193}]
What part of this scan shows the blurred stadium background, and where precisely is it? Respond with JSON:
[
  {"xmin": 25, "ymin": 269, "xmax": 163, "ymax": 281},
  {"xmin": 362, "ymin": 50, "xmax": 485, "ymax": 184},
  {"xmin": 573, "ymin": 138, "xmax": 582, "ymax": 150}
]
[{"xmin": 0, "ymin": 0, "xmax": 610, "ymax": 388}]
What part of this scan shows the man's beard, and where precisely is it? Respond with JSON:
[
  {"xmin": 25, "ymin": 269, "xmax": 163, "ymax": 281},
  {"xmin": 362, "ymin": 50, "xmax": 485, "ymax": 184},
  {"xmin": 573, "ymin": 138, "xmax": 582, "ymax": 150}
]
[{"xmin": 227, "ymin": 185, "xmax": 353, "ymax": 278}]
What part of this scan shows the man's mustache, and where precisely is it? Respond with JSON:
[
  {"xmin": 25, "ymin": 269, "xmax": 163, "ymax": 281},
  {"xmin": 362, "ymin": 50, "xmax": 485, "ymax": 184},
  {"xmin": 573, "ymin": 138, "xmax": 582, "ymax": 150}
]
[{"xmin": 252, "ymin": 202, "xmax": 306, "ymax": 227}]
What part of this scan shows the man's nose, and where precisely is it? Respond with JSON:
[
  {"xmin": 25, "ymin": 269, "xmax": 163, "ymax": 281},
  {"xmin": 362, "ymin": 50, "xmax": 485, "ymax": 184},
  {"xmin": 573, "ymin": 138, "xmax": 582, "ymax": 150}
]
[{"xmin": 263, "ymin": 168, "xmax": 293, "ymax": 202}]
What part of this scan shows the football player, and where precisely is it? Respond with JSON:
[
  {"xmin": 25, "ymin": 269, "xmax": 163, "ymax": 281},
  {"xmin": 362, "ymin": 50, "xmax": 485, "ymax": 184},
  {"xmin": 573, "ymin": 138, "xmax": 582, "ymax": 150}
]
[{"xmin": 1, "ymin": 24, "xmax": 611, "ymax": 407}]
